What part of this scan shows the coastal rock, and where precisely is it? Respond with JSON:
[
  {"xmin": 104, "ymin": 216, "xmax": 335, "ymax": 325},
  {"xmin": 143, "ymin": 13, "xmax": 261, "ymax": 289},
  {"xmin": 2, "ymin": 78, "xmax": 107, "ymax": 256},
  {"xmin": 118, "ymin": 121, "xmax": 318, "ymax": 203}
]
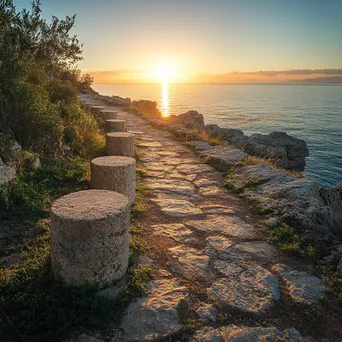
[
  {"xmin": 244, "ymin": 131, "xmax": 309, "ymax": 171},
  {"xmin": 121, "ymin": 278, "xmax": 188, "ymax": 341},
  {"xmin": 203, "ymin": 146, "xmax": 247, "ymax": 166},
  {"xmin": 132, "ymin": 99, "xmax": 161, "ymax": 117},
  {"xmin": 219, "ymin": 127, "xmax": 247, "ymax": 148},
  {"xmin": 189, "ymin": 141, "xmax": 247, "ymax": 167},
  {"xmin": 9, "ymin": 140, "xmax": 22, "ymax": 161},
  {"xmin": 205, "ymin": 125, "xmax": 247, "ymax": 148},
  {"xmin": 191, "ymin": 325, "xmax": 304, "ymax": 342},
  {"xmin": 229, "ymin": 164, "xmax": 342, "ymax": 242},
  {"xmin": 209, "ymin": 261, "xmax": 280, "ymax": 314},
  {"xmin": 169, "ymin": 124, "xmax": 199, "ymax": 140},
  {"xmin": 0, "ymin": 164, "xmax": 16, "ymax": 186},
  {"xmin": 205, "ymin": 124, "xmax": 221, "ymax": 134},
  {"xmin": 271, "ymin": 264, "xmax": 325, "ymax": 305},
  {"xmin": 173, "ymin": 110, "xmax": 205, "ymax": 131}
]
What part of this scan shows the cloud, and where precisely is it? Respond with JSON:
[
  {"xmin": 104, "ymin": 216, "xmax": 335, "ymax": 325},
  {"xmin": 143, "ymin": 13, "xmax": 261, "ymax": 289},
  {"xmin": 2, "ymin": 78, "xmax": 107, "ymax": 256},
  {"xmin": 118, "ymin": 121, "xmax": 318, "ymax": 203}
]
[
  {"xmin": 194, "ymin": 69, "xmax": 342, "ymax": 83},
  {"xmin": 84, "ymin": 68, "xmax": 342, "ymax": 83}
]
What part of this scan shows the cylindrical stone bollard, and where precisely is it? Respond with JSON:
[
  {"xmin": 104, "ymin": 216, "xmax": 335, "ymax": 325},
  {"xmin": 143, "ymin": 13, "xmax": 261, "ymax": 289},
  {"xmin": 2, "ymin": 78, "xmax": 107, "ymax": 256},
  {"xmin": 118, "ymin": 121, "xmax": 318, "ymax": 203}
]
[
  {"xmin": 91, "ymin": 105, "xmax": 106, "ymax": 115},
  {"xmin": 90, "ymin": 156, "xmax": 136, "ymax": 206},
  {"xmin": 106, "ymin": 119, "xmax": 126, "ymax": 133},
  {"xmin": 101, "ymin": 110, "xmax": 118, "ymax": 120},
  {"xmin": 106, "ymin": 132, "xmax": 135, "ymax": 157},
  {"xmin": 50, "ymin": 190, "xmax": 130, "ymax": 288}
]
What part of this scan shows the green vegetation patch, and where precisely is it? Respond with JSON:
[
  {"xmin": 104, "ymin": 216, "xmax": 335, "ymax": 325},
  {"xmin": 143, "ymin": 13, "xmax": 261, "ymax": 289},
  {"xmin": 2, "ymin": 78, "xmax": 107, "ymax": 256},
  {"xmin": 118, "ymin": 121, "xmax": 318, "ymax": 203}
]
[{"xmin": 265, "ymin": 224, "xmax": 319, "ymax": 261}]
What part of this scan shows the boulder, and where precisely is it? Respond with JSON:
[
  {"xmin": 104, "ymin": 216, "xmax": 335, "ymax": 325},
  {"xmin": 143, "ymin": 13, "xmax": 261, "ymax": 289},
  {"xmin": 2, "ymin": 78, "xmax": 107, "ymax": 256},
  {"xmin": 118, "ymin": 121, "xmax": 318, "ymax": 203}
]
[
  {"xmin": 205, "ymin": 124, "xmax": 221, "ymax": 134},
  {"xmin": 272, "ymin": 264, "xmax": 325, "ymax": 305},
  {"xmin": 132, "ymin": 100, "xmax": 161, "ymax": 117},
  {"xmin": 173, "ymin": 110, "xmax": 205, "ymax": 131},
  {"xmin": 0, "ymin": 165, "xmax": 16, "ymax": 186},
  {"xmin": 9, "ymin": 140, "xmax": 22, "ymax": 161},
  {"xmin": 219, "ymin": 127, "xmax": 247, "ymax": 148},
  {"xmin": 229, "ymin": 164, "xmax": 342, "ymax": 242},
  {"xmin": 244, "ymin": 131, "xmax": 309, "ymax": 171},
  {"xmin": 0, "ymin": 164, "xmax": 16, "ymax": 207},
  {"xmin": 189, "ymin": 141, "xmax": 247, "ymax": 167}
]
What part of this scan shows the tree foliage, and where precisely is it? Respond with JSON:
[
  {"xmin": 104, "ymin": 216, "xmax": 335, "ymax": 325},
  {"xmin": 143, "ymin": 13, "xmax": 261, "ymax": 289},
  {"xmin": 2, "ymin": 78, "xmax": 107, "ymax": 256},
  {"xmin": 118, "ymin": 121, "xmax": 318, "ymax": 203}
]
[{"xmin": 0, "ymin": 0, "xmax": 100, "ymax": 155}]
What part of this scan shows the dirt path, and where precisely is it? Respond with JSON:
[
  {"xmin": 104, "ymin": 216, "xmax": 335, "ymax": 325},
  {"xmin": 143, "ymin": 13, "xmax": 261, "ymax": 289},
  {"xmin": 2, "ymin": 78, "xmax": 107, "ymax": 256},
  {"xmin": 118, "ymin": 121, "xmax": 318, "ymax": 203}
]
[{"xmin": 79, "ymin": 95, "xmax": 337, "ymax": 342}]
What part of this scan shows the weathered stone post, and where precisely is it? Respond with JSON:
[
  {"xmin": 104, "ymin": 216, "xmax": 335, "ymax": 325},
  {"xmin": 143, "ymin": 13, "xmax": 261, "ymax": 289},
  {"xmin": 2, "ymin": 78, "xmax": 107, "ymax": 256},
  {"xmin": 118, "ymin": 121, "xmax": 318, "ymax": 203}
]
[
  {"xmin": 106, "ymin": 132, "xmax": 135, "ymax": 157},
  {"xmin": 90, "ymin": 156, "xmax": 136, "ymax": 205},
  {"xmin": 50, "ymin": 190, "xmax": 130, "ymax": 288},
  {"xmin": 101, "ymin": 110, "xmax": 118, "ymax": 120},
  {"xmin": 90, "ymin": 105, "xmax": 106, "ymax": 115},
  {"xmin": 106, "ymin": 119, "xmax": 126, "ymax": 133}
]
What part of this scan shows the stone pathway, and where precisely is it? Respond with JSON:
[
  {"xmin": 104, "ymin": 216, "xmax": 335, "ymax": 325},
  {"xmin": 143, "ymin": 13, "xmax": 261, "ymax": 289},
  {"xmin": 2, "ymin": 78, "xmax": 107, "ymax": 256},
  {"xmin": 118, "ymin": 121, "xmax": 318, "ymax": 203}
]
[{"xmin": 78, "ymin": 95, "xmax": 328, "ymax": 342}]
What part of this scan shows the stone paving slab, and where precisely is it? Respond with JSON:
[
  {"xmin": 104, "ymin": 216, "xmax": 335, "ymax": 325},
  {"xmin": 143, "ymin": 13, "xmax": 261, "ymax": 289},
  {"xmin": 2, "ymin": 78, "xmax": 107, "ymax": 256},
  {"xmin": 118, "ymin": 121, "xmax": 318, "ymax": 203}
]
[
  {"xmin": 145, "ymin": 178, "xmax": 196, "ymax": 196},
  {"xmin": 152, "ymin": 198, "xmax": 204, "ymax": 218},
  {"xmin": 169, "ymin": 245, "xmax": 214, "ymax": 281},
  {"xmin": 121, "ymin": 279, "xmax": 188, "ymax": 341},
  {"xmin": 206, "ymin": 236, "xmax": 279, "ymax": 261},
  {"xmin": 185, "ymin": 215, "xmax": 256, "ymax": 238},
  {"xmin": 209, "ymin": 260, "xmax": 280, "ymax": 314},
  {"xmin": 150, "ymin": 223, "xmax": 196, "ymax": 243}
]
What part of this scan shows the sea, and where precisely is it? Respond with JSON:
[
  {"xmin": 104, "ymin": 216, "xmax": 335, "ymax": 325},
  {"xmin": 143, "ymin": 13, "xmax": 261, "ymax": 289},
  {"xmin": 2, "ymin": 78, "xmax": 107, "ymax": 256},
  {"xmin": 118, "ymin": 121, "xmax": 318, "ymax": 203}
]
[{"xmin": 93, "ymin": 83, "xmax": 342, "ymax": 187}]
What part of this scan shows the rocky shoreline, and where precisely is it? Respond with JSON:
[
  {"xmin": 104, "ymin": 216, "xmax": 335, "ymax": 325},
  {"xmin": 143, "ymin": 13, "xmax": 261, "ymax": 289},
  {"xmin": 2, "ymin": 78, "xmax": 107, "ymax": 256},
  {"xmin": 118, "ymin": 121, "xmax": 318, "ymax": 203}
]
[{"xmin": 90, "ymin": 91, "xmax": 342, "ymax": 271}]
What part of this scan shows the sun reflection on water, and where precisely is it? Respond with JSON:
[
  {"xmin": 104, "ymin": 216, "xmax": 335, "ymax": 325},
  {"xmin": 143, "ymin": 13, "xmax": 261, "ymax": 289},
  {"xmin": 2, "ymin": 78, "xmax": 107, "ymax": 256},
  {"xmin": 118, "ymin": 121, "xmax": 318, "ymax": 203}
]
[{"xmin": 161, "ymin": 82, "xmax": 170, "ymax": 117}]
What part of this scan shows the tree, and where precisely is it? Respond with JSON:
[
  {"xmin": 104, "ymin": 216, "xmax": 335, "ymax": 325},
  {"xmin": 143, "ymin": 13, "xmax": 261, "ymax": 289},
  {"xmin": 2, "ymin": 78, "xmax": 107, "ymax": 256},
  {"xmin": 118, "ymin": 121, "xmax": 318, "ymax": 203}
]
[{"xmin": 0, "ymin": 0, "xmax": 101, "ymax": 154}]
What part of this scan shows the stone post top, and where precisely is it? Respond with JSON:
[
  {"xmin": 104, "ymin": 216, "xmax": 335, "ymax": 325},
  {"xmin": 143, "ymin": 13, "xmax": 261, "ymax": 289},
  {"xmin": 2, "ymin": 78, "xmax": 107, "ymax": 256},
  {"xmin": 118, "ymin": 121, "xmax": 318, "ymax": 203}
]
[
  {"xmin": 91, "ymin": 156, "xmax": 136, "ymax": 166},
  {"xmin": 106, "ymin": 119, "xmax": 125, "ymax": 123},
  {"xmin": 51, "ymin": 190, "xmax": 129, "ymax": 220},
  {"xmin": 107, "ymin": 132, "xmax": 134, "ymax": 138}
]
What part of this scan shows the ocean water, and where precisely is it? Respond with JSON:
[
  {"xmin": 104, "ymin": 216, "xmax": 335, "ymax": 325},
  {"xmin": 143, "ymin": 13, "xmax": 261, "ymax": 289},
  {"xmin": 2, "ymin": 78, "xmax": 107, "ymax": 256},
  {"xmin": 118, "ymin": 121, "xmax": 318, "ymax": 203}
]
[{"xmin": 93, "ymin": 83, "xmax": 342, "ymax": 187}]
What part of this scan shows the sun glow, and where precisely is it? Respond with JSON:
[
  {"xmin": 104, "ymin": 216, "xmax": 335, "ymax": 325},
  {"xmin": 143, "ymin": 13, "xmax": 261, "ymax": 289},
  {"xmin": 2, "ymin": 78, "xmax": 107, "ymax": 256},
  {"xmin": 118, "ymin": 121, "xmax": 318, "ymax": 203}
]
[{"xmin": 150, "ymin": 59, "xmax": 181, "ymax": 83}]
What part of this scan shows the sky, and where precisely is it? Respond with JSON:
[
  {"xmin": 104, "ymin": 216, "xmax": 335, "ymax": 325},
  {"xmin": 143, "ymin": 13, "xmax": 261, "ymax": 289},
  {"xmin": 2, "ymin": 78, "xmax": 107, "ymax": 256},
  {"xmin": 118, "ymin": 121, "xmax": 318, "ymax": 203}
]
[{"xmin": 14, "ymin": 0, "xmax": 342, "ymax": 83}]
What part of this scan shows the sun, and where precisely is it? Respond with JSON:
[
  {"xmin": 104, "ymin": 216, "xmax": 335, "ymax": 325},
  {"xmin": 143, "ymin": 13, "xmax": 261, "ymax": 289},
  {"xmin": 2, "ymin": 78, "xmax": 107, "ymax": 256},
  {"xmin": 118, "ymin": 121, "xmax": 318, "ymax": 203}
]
[{"xmin": 151, "ymin": 60, "xmax": 180, "ymax": 82}]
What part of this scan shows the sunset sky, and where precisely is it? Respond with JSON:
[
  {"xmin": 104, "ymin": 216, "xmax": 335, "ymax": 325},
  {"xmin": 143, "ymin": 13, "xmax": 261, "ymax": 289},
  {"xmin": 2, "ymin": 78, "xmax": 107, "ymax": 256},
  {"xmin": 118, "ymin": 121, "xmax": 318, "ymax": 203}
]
[{"xmin": 16, "ymin": 0, "xmax": 342, "ymax": 83}]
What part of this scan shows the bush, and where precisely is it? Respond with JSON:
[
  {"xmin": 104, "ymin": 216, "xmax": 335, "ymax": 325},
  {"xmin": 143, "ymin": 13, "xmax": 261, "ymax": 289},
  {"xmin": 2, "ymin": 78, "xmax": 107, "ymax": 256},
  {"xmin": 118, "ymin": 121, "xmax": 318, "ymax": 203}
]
[{"xmin": 0, "ymin": 0, "xmax": 100, "ymax": 157}]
